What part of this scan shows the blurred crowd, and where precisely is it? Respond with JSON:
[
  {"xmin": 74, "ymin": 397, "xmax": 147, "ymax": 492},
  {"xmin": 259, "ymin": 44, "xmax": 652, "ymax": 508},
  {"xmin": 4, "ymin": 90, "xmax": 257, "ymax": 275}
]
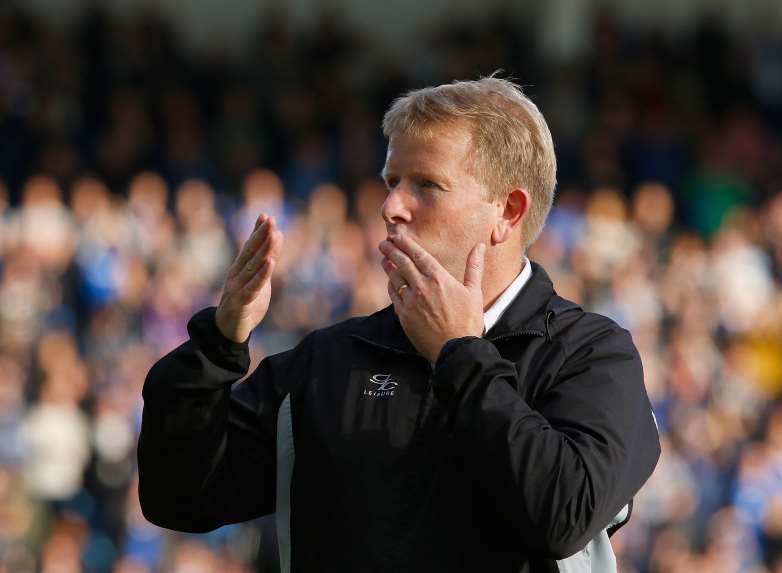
[{"xmin": 1, "ymin": 4, "xmax": 782, "ymax": 573}]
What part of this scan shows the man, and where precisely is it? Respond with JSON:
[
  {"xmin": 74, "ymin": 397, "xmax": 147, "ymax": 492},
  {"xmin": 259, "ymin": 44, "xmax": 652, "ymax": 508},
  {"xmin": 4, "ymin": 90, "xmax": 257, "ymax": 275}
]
[{"xmin": 137, "ymin": 77, "xmax": 660, "ymax": 573}]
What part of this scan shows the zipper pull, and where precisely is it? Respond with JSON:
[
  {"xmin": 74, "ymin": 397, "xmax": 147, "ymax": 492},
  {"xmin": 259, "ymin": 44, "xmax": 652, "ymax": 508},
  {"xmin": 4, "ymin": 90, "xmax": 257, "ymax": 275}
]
[{"xmin": 545, "ymin": 310, "xmax": 554, "ymax": 340}]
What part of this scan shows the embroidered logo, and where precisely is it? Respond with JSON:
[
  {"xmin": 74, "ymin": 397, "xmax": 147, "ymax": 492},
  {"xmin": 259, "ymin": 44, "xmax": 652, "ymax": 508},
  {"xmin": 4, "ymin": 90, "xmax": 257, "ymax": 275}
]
[{"xmin": 363, "ymin": 373, "xmax": 398, "ymax": 398}]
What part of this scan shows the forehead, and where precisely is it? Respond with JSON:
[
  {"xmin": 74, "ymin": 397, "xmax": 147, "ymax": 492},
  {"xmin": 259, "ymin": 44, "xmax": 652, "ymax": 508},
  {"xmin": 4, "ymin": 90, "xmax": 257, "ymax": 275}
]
[{"xmin": 383, "ymin": 123, "xmax": 474, "ymax": 173}]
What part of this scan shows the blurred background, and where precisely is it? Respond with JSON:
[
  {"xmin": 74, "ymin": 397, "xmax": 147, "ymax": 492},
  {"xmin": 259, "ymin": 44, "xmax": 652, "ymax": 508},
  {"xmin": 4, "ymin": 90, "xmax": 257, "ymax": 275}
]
[{"xmin": 1, "ymin": 0, "xmax": 782, "ymax": 572}]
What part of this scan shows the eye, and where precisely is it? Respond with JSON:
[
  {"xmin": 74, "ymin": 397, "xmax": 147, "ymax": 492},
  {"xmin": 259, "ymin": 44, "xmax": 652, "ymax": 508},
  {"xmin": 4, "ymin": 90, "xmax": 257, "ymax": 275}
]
[
  {"xmin": 385, "ymin": 177, "xmax": 399, "ymax": 191},
  {"xmin": 419, "ymin": 179, "xmax": 439, "ymax": 190}
]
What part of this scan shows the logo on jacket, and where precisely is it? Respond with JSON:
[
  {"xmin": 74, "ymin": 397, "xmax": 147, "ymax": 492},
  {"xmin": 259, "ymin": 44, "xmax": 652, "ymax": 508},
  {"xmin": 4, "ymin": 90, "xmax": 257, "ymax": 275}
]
[{"xmin": 363, "ymin": 373, "xmax": 398, "ymax": 398}]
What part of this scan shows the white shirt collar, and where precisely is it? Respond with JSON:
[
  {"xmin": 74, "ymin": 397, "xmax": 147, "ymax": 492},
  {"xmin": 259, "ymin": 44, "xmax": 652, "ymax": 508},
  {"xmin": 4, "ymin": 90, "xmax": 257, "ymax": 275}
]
[{"xmin": 483, "ymin": 256, "xmax": 532, "ymax": 335}]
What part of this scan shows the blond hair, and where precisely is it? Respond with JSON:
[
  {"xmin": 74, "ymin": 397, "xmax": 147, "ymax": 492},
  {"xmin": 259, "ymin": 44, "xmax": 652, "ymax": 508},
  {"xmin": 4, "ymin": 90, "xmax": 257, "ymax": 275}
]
[{"xmin": 382, "ymin": 76, "xmax": 557, "ymax": 249}]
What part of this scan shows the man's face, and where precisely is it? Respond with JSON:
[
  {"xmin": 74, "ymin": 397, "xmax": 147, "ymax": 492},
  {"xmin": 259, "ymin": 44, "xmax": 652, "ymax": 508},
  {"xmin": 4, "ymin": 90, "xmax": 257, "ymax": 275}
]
[{"xmin": 381, "ymin": 123, "xmax": 497, "ymax": 282}]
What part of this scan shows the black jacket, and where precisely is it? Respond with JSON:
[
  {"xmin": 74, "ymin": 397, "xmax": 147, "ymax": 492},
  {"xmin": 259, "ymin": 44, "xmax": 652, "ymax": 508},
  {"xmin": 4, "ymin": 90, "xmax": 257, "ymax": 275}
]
[{"xmin": 137, "ymin": 262, "xmax": 660, "ymax": 572}]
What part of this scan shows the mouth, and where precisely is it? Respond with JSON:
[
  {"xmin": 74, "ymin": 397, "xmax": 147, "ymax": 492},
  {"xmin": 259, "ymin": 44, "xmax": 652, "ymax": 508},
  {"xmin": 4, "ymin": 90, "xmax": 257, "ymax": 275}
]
[{"xmin": 386, "ymin": 226, "xmax": 407, "ymax": 239}]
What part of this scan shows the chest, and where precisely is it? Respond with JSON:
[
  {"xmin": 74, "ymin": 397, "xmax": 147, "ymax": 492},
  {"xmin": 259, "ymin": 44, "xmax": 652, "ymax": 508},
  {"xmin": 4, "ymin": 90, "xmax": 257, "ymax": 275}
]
[
  {"xmin": 293, "ymin": 334, "xmax": 563, "ymax": 471},
  {"xmin": 295, "ymin": 341, "xmax": 436, "ymax": 465}
]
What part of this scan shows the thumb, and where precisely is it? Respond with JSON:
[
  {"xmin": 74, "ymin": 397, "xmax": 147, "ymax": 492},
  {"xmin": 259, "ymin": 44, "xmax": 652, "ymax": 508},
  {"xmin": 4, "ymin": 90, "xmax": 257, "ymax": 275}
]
[{"xmin": 463, "ymin": 242, "xmax": 485, "ymax": 292}]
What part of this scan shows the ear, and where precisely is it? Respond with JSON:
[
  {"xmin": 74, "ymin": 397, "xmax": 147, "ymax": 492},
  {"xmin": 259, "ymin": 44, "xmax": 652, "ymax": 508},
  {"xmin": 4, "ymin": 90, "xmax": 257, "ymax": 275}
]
[{"xmin": 491, "ymin": 188, "xmax": 530, "ymax": 245}]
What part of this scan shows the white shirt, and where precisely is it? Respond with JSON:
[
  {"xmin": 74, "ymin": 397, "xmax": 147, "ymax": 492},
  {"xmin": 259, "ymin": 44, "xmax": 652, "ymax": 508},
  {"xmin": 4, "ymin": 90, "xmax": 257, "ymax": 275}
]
[{"xmin": 483, "ymin": 256, "xmax": 532, "ymax": 335}]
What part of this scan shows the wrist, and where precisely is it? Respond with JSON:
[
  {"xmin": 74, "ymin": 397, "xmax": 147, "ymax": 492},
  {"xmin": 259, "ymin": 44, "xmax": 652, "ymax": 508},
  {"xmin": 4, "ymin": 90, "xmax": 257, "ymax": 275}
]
[
  {"xmin": 214, "ymin": 307, "xmax": 249, "ymax": 344},
  {"xmin": 185, "ymin": 307, "xmax": 252, "ymax": 375},
  {"xmin": 429, "ymin": 332, "xmax": 481, "ymax": 363}
]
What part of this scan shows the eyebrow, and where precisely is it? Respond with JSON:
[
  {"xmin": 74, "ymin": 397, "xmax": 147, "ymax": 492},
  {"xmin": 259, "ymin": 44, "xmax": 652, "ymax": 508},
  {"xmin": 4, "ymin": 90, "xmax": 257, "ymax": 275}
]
[{"xmin": 379, "ymin": 168, "xmax": 452, "ymax": 189}]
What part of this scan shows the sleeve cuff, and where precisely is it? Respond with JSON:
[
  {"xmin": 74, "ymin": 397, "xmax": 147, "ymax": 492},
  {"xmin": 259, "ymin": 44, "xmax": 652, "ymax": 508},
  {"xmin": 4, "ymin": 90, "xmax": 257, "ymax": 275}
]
[
  {"xmin": 186, "ymin": 307, "xmax": 252, "ymax": 375},
  {"xmin": 431, "ymin": 336, "xmax": 493, "ymax": 403}
]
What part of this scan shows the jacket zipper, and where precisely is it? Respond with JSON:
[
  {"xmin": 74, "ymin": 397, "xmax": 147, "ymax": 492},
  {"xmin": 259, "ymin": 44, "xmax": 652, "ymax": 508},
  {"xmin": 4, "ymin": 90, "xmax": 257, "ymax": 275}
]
[
  {"xmin": 486, "ymin": 309, "xmax": 555, "ymax": 342},
  {"xmin": 486, "ymin": 328, "xmax": 545, "ymax": 342}
]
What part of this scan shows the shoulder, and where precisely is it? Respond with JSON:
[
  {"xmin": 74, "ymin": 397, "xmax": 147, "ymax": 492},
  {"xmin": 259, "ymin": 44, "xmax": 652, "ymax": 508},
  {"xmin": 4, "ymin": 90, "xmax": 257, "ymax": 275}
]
[{"xmin": 548, "ymin": 295, "xmax": 638, "ymax": 360}]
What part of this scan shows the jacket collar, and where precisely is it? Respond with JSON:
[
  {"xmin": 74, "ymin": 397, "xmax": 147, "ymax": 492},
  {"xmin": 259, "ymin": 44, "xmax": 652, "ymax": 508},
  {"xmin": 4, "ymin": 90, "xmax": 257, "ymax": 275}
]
[
  {"xmin": 484, "ymin": 261, "xmax": 556, "ymax": 338},
  {"xmin": 350, "ymin": 261, "xmax": 560, "ymax": 354}
]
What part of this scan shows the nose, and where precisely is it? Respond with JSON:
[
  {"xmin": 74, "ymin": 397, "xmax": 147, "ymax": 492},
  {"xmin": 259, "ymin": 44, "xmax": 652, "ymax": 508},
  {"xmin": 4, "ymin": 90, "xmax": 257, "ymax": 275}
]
[{"xmin": 381, "ymin": 184, "xmax": 412, "ymax": 228}]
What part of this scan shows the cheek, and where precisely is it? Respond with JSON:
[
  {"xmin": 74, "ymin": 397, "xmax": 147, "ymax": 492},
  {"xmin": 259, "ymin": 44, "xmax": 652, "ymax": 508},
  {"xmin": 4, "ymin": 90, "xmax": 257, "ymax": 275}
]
[
  {"xmin": 413, "ymin": 194, "xmax": 493, "ymax": 250},
  {"xmin": 457, "ymin": 203, "xmax": 494, "ymax": 241},
  {"xmin": 433, "ymin": 209, "xmax": 487, "ymax": 262}
]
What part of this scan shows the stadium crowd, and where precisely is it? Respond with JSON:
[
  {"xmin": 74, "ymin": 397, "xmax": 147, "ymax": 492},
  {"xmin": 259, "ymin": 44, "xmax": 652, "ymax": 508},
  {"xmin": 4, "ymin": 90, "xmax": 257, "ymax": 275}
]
[{"xmin": 1, "ymin": 4, "xmax": 782, "ymax": 573}]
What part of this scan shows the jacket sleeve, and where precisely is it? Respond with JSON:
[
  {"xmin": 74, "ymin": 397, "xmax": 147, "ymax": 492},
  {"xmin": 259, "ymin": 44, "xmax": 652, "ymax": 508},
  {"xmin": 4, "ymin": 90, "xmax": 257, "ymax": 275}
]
[
  {"xmin": 430, "ymin": 317, "xmax": 660, "ymax": 559},
  {"xmin": 137, "ymin": 307, "xmax": 301, "ymax": 532}
]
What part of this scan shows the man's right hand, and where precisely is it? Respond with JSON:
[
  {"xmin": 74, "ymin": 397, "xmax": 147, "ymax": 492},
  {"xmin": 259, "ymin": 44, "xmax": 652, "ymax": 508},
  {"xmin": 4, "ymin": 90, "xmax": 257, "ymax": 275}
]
[{"xmin": 215, "ymin": 213, "xmax": 284, "ymax": 343}]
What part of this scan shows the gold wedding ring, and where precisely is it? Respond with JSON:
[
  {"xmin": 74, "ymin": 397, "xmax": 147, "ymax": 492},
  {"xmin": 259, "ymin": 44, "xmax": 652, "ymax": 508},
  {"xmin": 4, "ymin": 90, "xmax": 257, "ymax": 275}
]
[{"xmin": 396, "ymin": 284, "xmax": 409, "ymax": 298}]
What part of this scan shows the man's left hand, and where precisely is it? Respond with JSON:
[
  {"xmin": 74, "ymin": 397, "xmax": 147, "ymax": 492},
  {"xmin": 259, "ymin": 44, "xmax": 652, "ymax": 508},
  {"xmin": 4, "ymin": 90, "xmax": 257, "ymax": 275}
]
[{"xmin": 379, "ymin": 235, "xmax": 486, "ymax": 363}]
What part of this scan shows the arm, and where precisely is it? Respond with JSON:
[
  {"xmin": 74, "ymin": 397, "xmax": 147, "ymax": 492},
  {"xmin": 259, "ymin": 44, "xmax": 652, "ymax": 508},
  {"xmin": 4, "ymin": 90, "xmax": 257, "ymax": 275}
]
[
  {"xmin": 431, "ymin": 319, "xmax": 660, "ymax": 559},
  {"xmin": 378, "ymin": 234, "xmax": 659, "ymax": 556},
  {"xmin": 137, "ymin": 307, "xmax": 281, "ymax": 532},
  {"xmin": 138, "ymin": 213, "xmax": 286, "ymax": 532}
]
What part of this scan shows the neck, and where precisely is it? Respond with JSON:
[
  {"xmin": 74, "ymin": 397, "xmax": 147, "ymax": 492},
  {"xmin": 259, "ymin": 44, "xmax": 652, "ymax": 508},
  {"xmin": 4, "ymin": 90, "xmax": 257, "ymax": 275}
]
[{"xmin": 481, "ymin": 253, "xmax": 525, "ymax": 311}]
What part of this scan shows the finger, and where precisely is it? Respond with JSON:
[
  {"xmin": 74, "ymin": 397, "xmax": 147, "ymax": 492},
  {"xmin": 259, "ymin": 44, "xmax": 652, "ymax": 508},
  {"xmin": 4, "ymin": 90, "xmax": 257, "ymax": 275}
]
[
  {"xmin": 463, "ymin": 242, "xmax": 486, "ymax": 291},
  {"xmin": 381, "ymin": 260, "xmax": 408, "ymax": 291},
  {"xmin": 379, "ymin": 240, "xmax": 424, "ymax": 288},
  {"xmin": 380, "ymin": 253, "xmax": 398, "ymax": 271},
  {"xmin": 240, "ymin": 212, "xmax": 264, "ymax": 243},
  {"xmin": 238, "ymin": 221, "xmax": 281, "ymax": 278},
  {"xmin": 229, "ymin": 215, "xmax": 273, "ymax": 278},
  {"xmin": 236, "ymin": 231, "xmax": 274, "ymax": 287},
  {"xmin": 390, "ymin": 234, "xmax": 439, "ymax": 277},
  {"xmin": 387, "ymin": 280, "xmax": 404, "ymax": 307},
  {"xmin": 256, "ymin": 253, "xmax": 277, "ymax": 285},
  {"xmin": 236, "ymin": 228, "xmax": 283, "ymax": 288},
  {"xmin": 241, "ymin": 258, "xmax": 276, "ymax": 301},
  {"xmin": 251, "ymin": 212, "xmax": 265, "ymax": 232},
  {"xmin": 229, "ymin": 217, "xmax": 268, "ymax": 279},
  {"xmin": 265, "ymin": 225, "xmax": 284, "ymax": 262},
  {"xmin": 380, "ymin": 256, "xmax": 401, "ymax": 278},
  {"xmin": 238, "ymin": 230, "xmax": 283, "ymax": 300}
]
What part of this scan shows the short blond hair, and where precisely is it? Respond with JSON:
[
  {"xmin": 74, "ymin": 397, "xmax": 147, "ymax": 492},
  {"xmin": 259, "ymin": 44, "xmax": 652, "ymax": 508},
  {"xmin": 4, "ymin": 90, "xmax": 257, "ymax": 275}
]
[{"xmin": 382, "ymin": 76, "xmax": 557, "ymax": 249}]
